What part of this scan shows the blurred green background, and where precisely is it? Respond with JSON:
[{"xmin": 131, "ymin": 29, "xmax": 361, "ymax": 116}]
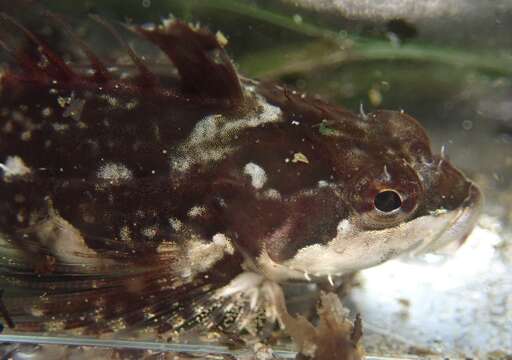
[{"xmin": 33, "ymin": 0, "xmax": 512, "ymax": 106}]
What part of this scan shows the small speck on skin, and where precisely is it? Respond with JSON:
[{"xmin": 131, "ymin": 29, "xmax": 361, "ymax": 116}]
[
  {"xmin": 125, "ymin": 100, "xmax": 138, "ymax": 110},
  {"xmin": 188, "ymin": 206, "xmax": 207, "ymax": 218},
  {"xmin": 119, "ymin": 226, "xmax": 132, "ymax": 241},
  {"xmin": 52, "ymin": 123, "xmax": 70, "ymax": 132},
  {"xmin": 169, "ymin": 218, "xmax": 183, "ymax": 232},
  {"xmin": 216, "ymin": 31, "xmax": 228, "ymax": 47},
  {"xmin": 57, "ymin": 95, "xmax": 70, "ymax": 108},
  {"xmin": 292, "ymin": 152, "xmax": 310, "ymax": 164},
  {"xmin": 141, "ymin": 225, "xmax": 158, "ymax": 239},
  {"xmin": 46, "ymin": 320, "xmax": 66, "ymax": 332},
  {"xmin": 41, "ymin": 107, "xmax": 53, "ymax": 118},
  {"xmin": 263, "ymin": 188, "xmax": 282, "ymax": 200},
  {"xmin": 21, "ymin": 131, "xmax": 32, "ymax": 141},
  {"xmin": 30, "ymin": 307, "xmax": 45, "ymax": 317},
  {"xmin": 63, "ymin": 97, "xmax": 86, "ymax": 121},
  {"xmin": 318, "ymin": 180, "xmax": 329, "ymax": 188},
  {"xmin": 99, "ymin": 94, "xmax": 120, "ymax": 108},
  {"xmin": 108, "ymin": 318, "xmax": 127, "ymax": 332}
]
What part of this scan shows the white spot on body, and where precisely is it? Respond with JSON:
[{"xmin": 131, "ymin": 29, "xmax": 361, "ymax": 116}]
[
  {"xmin": 243, "ymin": 162, "xmax": 267, "ymax": 189},
  {"xmin": 188, "ymin": 205, "xmax": 207, "ymax": 218},
  {"xmin": 212, "ymin": 233, "xmax": 235, "ymax": 255},
  {"xmin": 52, "ymin": 123, "xmax": 70, "ymax": 132},
  {"xmin": 119, "ymin": 226, "xmax": 132, "ymax": 242},
  {"xmin": 0, "ymin": 156, "xmax": 31, "ymax": 181},
  {"xmin": 180, "ymin": 233, "xmax": 235, "ymax": 278},
  {"xmin": 318, "ymin": 180, "xmax": 329, "ymax": 188},
  {"xmin": 262, "ymin": 188, "xmax": 282, "ymax": 200},
  {"xmin": 41, "ymin": 107, "xmax": 53, "ymax": 118},
  {"xmin": 62, "ymin": 97, "xmax": 86, "ymax": 121},
  {"xmin": 30, "ymin": 307, "xmax": 45, "ymax": 317},
  {"xmin": 96, "ymin": 163, "xmax": 133, "ymax": 186},
  {"xmin": 169, "ymin": 218, "xmax": 183, "ymax": 232},
  {"xmin": 171, "ymin": 94, "xmax": 282, "ymax": 173}
]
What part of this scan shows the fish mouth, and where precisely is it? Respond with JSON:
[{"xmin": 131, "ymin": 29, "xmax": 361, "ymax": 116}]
[{"xmin": 414, "ymin": 183, "xmax": 483, "ymax": 255}]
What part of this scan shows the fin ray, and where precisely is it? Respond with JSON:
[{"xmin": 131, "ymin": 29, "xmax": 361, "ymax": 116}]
[{"xmin": 0, "ymin": 12, "xmax": 75, "ymax": 81}]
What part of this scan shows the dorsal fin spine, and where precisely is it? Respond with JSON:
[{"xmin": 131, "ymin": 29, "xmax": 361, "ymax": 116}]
[
  {"xmin": 89, "ymin": 14, "xmax": 157, "ymax": 87},
  {"xmin": 0, "ymin": 12, "xmax": 75, "ymax": 82},
  {"xmin": 43, "ymin": 11, "xmax": 111, "ymax": 83}
]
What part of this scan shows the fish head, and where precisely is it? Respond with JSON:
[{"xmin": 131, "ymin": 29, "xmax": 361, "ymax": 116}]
[
  {"xmin": 339, "ymin": 110, "xmax": 482, "ymax": 252},
  {"xmin": 256, "ymin": 109, "xmax": 482, "ymax": 281}
]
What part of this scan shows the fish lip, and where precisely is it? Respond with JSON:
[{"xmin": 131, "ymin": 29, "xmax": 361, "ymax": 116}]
[{"xmin": 418, "ymin": 182, "xmax": 483, "ymax": 254}]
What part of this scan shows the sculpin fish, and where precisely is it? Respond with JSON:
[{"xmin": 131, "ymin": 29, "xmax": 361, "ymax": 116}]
[{"xmin": 0, "ymin": 8, "xmax": 481, "ymax": 337}]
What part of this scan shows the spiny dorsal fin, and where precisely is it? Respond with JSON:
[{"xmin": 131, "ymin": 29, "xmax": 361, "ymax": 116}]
[
  {"xmin": 138, "ymin": 21, "xmax": 243, "ymax": 104},
  {"xmin": 0, "ymin": 10, "xmax": 242, "ymax": 106}
]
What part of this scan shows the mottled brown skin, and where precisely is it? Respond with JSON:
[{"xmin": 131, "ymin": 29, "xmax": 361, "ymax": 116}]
[
  {"xmin": 0, "ymin": 8, "xmax": 480, "ymax": 338},
  {"xmin": 217, "ymin": 87, "xmax": 478, "ymax": 268}
]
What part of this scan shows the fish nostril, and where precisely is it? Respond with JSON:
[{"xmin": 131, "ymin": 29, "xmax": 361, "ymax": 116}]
[{"xmin": 374, "ymin": 190, "xmax": 402, "ymax": 213}]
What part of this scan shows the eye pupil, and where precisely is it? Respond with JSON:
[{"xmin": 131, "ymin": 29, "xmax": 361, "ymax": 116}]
[{"xmin": 374, "ymin": 190, "xmax": 402, "ymax": 213}]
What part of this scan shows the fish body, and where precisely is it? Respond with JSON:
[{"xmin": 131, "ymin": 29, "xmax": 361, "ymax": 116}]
[{"xmin": 0, "ymin": 11, "xmax": 481, "ymax": 336}]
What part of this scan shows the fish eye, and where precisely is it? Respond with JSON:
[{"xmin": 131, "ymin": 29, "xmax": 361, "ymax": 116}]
[{"xmin": 374, "ymin": 189, "xmax": 402, "ymax": 213}]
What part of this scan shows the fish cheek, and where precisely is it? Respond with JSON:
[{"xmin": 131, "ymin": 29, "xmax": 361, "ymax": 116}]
[
  {"xmin": 261, "ymin": 188, "xmax": 346, "ymax": 264},
  {"xmin": 214, "ymin": 180, "xmax": 345, "ymax": 265},
  {"xmin": 220, "ymin": 192, "xmax": 290, "ymax": 260}
]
